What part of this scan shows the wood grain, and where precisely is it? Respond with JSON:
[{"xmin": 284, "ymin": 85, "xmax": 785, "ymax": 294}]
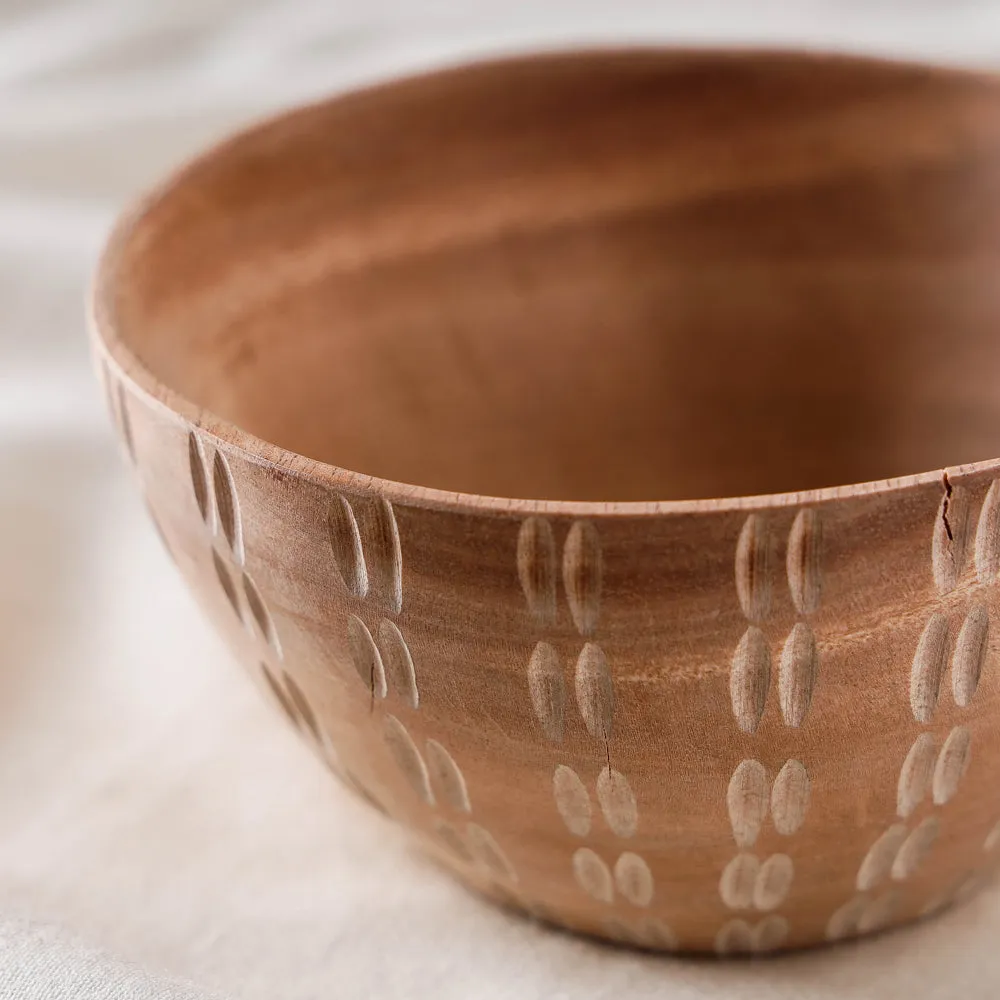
[{"xmin": 91, "ymin": 48, "xmax": 1000, "ymax": 953}]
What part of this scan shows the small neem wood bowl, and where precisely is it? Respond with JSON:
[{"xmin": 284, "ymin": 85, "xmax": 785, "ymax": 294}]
[{"xmin": 91, "ymin": 48, "xmax": 1000, "ymax": 954}]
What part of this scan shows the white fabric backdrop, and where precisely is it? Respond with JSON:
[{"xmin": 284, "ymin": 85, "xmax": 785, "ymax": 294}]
[{"xmin": 3, "ymin": 2, "xmax": 1000, "ymax": 996}]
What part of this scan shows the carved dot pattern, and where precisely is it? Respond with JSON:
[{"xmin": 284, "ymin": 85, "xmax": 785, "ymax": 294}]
[
  {"xmin": 720, "ymin": 510, "xmax": 820, "ymax": 946},
  {"xmin": 826, "ymin": 481, "xmax": 995, "ymax": 942},
  {"xmin": 260, "ymin": 663, "xmax": 321, "ymax": 745},
  {"xmin": 715, "ymin": 916, "xmax": 789, "ymax": 955},
  {"xmin": 517, "ymin": 518, "xmax": 646, "ymax": 939},
  {"xmin": 601, "ymin": 916, "xmax": 679, "ymax": 952}
]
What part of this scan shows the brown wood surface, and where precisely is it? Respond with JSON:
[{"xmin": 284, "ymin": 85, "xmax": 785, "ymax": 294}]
[{"xmin": 90, "ymin": 49, "xmax": 1000, "ymax": 954}]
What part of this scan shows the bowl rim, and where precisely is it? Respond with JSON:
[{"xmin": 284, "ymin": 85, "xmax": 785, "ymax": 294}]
[{"xmin": 89, "ymin": 44, "xmax": 1000, "ymax": 518}]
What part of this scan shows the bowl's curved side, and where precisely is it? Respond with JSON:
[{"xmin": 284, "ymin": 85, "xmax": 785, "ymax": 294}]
[{"xmin": 95, "ymin": 342, "xmax": 1000, "ymax": 954}]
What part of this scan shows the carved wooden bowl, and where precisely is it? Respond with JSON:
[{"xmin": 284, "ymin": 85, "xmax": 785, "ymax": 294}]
[{"xmin": 90, "ymin": 48, "xmax": 1000, "ymax": 955}]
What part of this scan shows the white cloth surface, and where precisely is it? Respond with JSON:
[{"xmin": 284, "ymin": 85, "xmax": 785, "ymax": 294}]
[{"xmin": 4, "ymin": 1, "xmax": 1000, "ymax": 996}]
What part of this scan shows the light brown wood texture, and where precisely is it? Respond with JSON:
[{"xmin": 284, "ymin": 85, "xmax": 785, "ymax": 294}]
[{"xmin": 90, "ymin": 49, "xmax": 1000, "ymax": 954}]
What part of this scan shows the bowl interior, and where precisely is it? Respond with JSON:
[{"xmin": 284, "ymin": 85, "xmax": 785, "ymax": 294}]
[{"xmin": 105, "ymin": 50, "xmax": 1000, "ymax": 502}]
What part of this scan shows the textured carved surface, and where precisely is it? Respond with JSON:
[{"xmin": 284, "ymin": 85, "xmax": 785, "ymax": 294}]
[
  {"xmin": 563, "ymin": 520, "xmax": 602, "ymax": 636},
  {"xmin": 976, "ymin": 479, "xmax": 1000, "ymax": 584},
  {"xmin": 778, "ymin": 622, "xmax": 817, "ymax": 728},
  {"xmin": 787, "ymin": 508, "xmax": 822, "ymax": 615},
  {"xmin": 425, "ymin": 740, "xmax": 470, "ymax": 813},
  {"xmin": 728, "ymin": 759, "xmax": 769, "ymax": 848},
  {"xmin": 553, "ymin": 765, "xmax": 591, "ymax": 837},
  {"xmin": 188, "ymin": 432, "xmax": 210, "ymax": 525},
  {"xmin": 573, "ymin": 848, "xmax": 613, "ymax": 904},
  {"xmin": 933, "ymin": 726, "xmax": 972, "ymax": 805},
  {"xmin": 517, "ymin": 518, "xmax": 556, "ymax": 625},
  {"xmin": 328, "ymin": 495, "xmax": 368, "ymax": 598},
  {"xmin": 857, "ymin": 825, "xmax": 908, "ymax": 891},
  {"xmin": 898, "ymin": 733, "xmax": 937, "ymax": 818},
  {"xmin": 730, "ymin": 627, "xmax": 770, "ymax": 734},
  {"xmin": 596, "ymin": 767, "xmax": 637, "ymax": 839},
  {"xmin": 383, "ymin": 714, "xmax": 432, "ymax": 805},
  {"xmin": 378, "ymin": 619, "xmax": 419, "ymax": 709},
  {"xmin": 467, "ymin": 824, "xmax": 516, "ymax": 882},
  {"xmin": 348, "ymin": 614, "xmax": 386, "ymax": 700},
  {"xmin": 953, "ymin": 604, "xmax": 989, "ymax": 708},
  {"xmin": 735, "ymin": 515, "xmax": 772, "ymax": 622},
  {"xmin": 771, "ymin": 759, "xmax": 810, "ymax": 836},
  {"xmin": 892, "ymin": 816, "xmax": 940, "ymax": 881},
  {"xmin": 527, "ymin": 642, "xmax": 564, "ymax": 743},
  {"xmin": 753, "ymin": 854, "xmax": 793, "ymax": 911},
  {"xmin": 574, "ymin": 643, "xmax": 615, "ymax": 741},
  {"xmin": 368, "ymin": 498, "xmax": 403, "ymax": 614},
  {"xmin": 93, "ymin": 48, "xmax": 1000, "ymax": 955},
  {"xmin": 614, "ymin": 851, "xmax": 654, "ymax": 907},
  {"xmin": 212, "ymin": 451, "xmax": 242, "ymax": 564},
  {"xmin": 911, "ymin": 613, "xmax": 949, "ymax": 724},
  {"xmin": 720, "ymin": 853, "xmax": 759, "ymax": 910}
]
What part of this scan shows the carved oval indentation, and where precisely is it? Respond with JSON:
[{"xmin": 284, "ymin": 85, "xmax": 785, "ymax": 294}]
[
  {"xmin": 826, "ymin": 895, "xmax": 867, "ymax": 941},
  {"xmin": 787, "ymin": 508, "xmax": 822, "ymax": 615},
  {"xmin": 435, "ymin": 821, "xmax": 473, "ymax": 864},
  {"xmin": 425, "ymin": 739, "xmax": 470, "ymax": 813},
  {"xmin": 212, "ymin": 549, "xmax": 241, "ymax": 620},
  {"xmin": 572, "ymin": 847, "xmax": 613, "ymax": 903},
  {"xmin": 212, "ymin": 450, "xmax": 243, "ymax": 565},
  {"xmin": 262, "ymin": 663, "xmax": 298, "ymax": 729},
  {"xmin": 984, "ymin": 820, "xmax": 1000, "ymax": 852},
  {"xmin": 714, "ymin": 918, "xmax": 754, "ymax": 955},
  {"xmin": 283, "ymin": 672, "xmax": 319, "ymax": 742},
  {"xmin": 614, "ymin": 852, "xmax": 653, "ymax": 907},
  {"xmin": 771, "ymin": 759, "xmax": 810, "ymax": 836},
  {"xmin": 731, "ymin": 627, "xmax": 770, "ymax": 735},
  {"xmin": 892, "ymin": 816, "xmax": 940, "ymax": 881},
  {"xmin": 601, "ymin": 916, "xmax": 633, "ymax": 944},
  {"xmin": 527, "ymin": 642, "xmax": 564, "ymax": 743},
  {"xmin": 328, "ymin": 495, "xmax": 368, "ymax": 598},
  {"xmin": 857, "ymin": 824, "xmax": 908, "ymax": 891},
  {"xmin": 243, "ymin": 572, "xmax": 281, "ymax": 656},
  {"xmin": 188, "ymin": 431, "xmax": 210, "ymax": 524},
  {"xmin": 367, "ymin": 497, "xmax": 403, "ymax": 614},
  {"xmin": 754, "ymin": 854, "xmax": 793, "ymax": 911},
  {"xmin": 720, "ymin": 853, "xmax": 759, "ymax": 910},
  {"xmin": 115, "ymin": 381, "xmax": 136, "ymax": 463},
  {"xmin": 728, "ymin": 759, "xmax": 769, "ymax": 848},
  {"xmin": 377, "ymin": 619, "xmax": 418, "ymax": 709},
  {"xmin": 933, "ymin": 725, "xmax": 972, "ymax": 805},
  {"xmin": 596, "ymin": 767, "xmax": 637, "ymax": 839},
  {"xmin": 467, "ymin": 823, "xmax": 516, "ymax": 881},
  {"xmin": 735, "ymin": 514, "xmax": 772, "ymax": 622},
  {"xmin": 517, "ymin": 517, "xmax": 556, "ymax": 625},
  {"xmin": 897, "ymin": 733, "xmax": 937, "ymax": 818},
  {"xmin": 563, "ymin": 520, "xmax": 602, "ymax": 636},
  {"xmin": 778, "ymin": 622, "xmax": 817, "ymax": 728},
  {"xmin": 755, "ymin": 915, "xmax": 790, "ymax": 953},
  {"xmin": 858, "ymin": 890, "xmax": 900, "ymax": 934},
  {"xmin": 933, "ymin": 482, "xmax": 970, "ymax": 594},
  {"xmin": 575, "ymin": 642, "xmax": 615, "ymax": 740},
  {"xmin": 347, "ymin": 614, "xmax": 386, "ymax": 699},
  {"xmin": 910, "ymin": 613, "xmax": 949, "ymax": 724},
  {"xmin": 383, "ymin": 714, "xmax": 432, "ymax": 804},
  {"xmin": 553, "ymin": 765, "xmax": 591, "ymax": 837},
  {"xmin": 953, "ymin": 604, "xmax": 989, "ymax": 708},
  {"xmin": 640, "ymin": 918, "xmax": 678, "ymax": 952},
  {"xmin": 975, "ymin": 479, "xmax": 1000, "ymax": 584}
]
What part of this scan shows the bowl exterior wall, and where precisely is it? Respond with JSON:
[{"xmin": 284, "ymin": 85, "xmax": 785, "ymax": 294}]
[{"xmin": 97, "ymin": 349, "xmax": 1000, "ymax": 954}]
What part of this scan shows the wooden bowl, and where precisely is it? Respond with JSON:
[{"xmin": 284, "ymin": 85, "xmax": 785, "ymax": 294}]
[{"xmin": 90, "ymin": 48, "xmax": 1000, "ymax": 955}]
